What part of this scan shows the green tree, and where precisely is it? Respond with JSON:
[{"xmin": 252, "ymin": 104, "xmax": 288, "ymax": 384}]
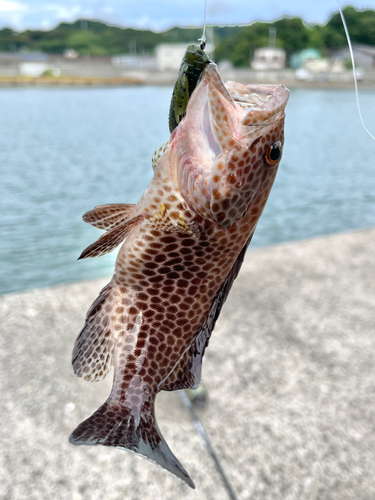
[
  {"xmin": 322, "ymin": 7, "xmax": 375, "ymax": 48},
  {"xmin": 0, "ymin": 8, "xmax": 374, "ymax": 62}
]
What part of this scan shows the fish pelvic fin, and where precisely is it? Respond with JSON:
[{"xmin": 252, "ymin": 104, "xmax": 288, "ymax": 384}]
[
  {"xmin": 69, "ymin": 399, "xmax": 195, "ymax": 489},
  {"xmin": 72, "ymin": 279, "xmax": 115, "ymax": 382},
  {"xmin": 83, "ymin": 203, "xmax": 137, "ymax": 231},
  {"xmin": 79, "ymin": 215, "xmax": 142, "ymax": 259}
]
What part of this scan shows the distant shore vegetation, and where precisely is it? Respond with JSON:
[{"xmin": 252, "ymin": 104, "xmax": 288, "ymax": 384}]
[{"xmin": 0, "ymin": 7, "xmax": 374, "ymax": 66}]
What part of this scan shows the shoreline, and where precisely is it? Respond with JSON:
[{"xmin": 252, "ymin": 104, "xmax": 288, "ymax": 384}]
[
  {"xmin": 1, "ymin": 75, "xmax": 375, "ymax": 89},
  {"xmin": 0, "ymin": 76, "xmax": 143, "ymax": 87}
]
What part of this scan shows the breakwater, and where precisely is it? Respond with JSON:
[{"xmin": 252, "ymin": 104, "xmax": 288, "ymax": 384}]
[{"xmin": 1, "ymin": 228, "xmax": 374, "ymax": 499}]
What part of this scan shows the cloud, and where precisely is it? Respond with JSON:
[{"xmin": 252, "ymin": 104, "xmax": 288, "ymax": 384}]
[
  {"xmin": 134, "ymin": 15, "xmax": 152, "ymax": 28},
  {"xmin": 0, "ymin": 0, "xmax": 373, "ymax": 32},
  {"xmin": 207, "ymin": 1, "xmax": 232, "ymax": 18},
  {"xmin": 102, "ymin": 6, "xmax": 114, "ymax": 14},
  {"xmin": 43, "ymin": 3, "xmax": 81, "ymax": 16},
  {"xmin": 0, "ymin": 0, "xmax": 27, "ymax": 12}
]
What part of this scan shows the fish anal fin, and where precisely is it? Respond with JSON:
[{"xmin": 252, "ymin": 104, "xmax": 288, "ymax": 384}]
[
  {"xmin": 83, "ymin": 203, "xmax": 137, "ymax": 230},
  {"xmin": 69, "ymin": 399, "xmax": 195, "ymax": 488},
  {"xmin": 146, "ymin": 203, "xmax": 200, "ymax": 239},
  {"xmin": 160, "ymin": 333, "xmax": 204, "ymax": 391},
  {"xmin": 160, "ymin": 234, "xmax": 253, "ymax": 392},
  {"xmin": 72, "ymin": 280, "xmax": 115, "ymax": 382},
  {"xmin": 162, "ymin": 353, "xmax": 199, "ymax": 391},
  {"xmin": 79, "ymin": 215, "xmax": 142, "ymax": 259}
]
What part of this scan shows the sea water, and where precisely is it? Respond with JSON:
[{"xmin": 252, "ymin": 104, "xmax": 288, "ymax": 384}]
[{"xmin": 1, "ymin": 86, "xmax": 374, "ymax": 294}]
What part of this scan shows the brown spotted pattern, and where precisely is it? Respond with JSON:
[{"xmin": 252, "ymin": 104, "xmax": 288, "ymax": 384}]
[{"xmin": 70, "ymin": 62, "xmax": 289, "ymax": 488}]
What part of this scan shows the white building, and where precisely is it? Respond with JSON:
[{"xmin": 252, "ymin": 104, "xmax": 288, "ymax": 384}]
[
  {"xmin": 251, "ymin": 48, "xmax": 286, "ymax": 71},
  {"xmin": 155, "ymin": 43, "xmax": 213, "ymax": 71}
]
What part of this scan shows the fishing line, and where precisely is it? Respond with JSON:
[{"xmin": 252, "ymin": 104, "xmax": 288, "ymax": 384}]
[
  {"xmin": 198, "ymin": 0, "xmax": 208, "ymax": 50},
  {"xmin": 179, "ymin": 391, "xmax": 239, "ymax": 500},
  {"xmin": 336, "ymin": 0, "xmax": 375, "ymax": 141}
]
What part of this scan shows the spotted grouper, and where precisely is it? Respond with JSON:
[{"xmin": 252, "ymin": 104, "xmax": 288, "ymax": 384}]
[{"xmin": 70, "ymin": 63, "xmax": 289, "ymax": 488}]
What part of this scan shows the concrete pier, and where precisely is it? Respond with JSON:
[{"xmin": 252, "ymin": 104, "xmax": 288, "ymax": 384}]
[{"xmin": 1, "ymin": 227, "xmax": 374, "ymax": 499}]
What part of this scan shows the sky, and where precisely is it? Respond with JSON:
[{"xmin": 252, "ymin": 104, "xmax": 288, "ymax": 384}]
[{"xmin": 1, "ymin": 0, "xmax": 375, "ymax": 32}]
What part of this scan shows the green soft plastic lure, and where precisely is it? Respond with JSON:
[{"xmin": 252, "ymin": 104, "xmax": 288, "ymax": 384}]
[{"xmin": 168, "ymin": 44, "xmax": 211, "ymax": 133}]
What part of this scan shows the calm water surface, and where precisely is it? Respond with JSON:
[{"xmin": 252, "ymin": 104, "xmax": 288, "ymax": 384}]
[{"xmin": 1, "ymin": 86, "xmax": 374, "ymax": 294}]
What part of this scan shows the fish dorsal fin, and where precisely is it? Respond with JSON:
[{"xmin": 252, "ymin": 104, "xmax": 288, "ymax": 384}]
[
  {"xmin": 152, "ymin": 141, "xmax": 169, "ymax": 171},
  {"xmin": 72, "ymin": 280, "xmax": 115, "ymax": 382},
  {"xmin": 160, "ymin": 234, "xmax": 253, "ymax": 392},
  {"xmin": 83, "ymin": 203, "xmax": 137, "ymax": 230},
  {"xmin": 79, "ymin": 215, "xmax": 142, "ymax": 259}
]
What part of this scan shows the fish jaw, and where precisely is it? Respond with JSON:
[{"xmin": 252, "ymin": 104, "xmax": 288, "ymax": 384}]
[{"xmin": 171, "ymin": 63, "xmax": 290, "ymax": 228}]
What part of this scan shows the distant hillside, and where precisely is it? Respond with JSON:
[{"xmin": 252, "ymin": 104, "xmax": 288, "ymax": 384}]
[
  {"xmin": 215, "ymin": 7, "xmax": 375, "ymax": 66},
  {"xmin": 0, "ymin": 7, "xmax": 374, "ymax": 66},
  {"xmin": 0, "ymin": 21, "xmax": 210, "ymax": 56}
]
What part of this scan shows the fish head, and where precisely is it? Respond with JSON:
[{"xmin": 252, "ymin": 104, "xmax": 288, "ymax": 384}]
[{"xmin": 171, "ymin": 63, "xmax": 290, "ymax": 228}]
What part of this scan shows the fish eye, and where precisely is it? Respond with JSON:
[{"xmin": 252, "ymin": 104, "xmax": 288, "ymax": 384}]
[{"xmin": 265, "ymin": 141, "xmax": 282, "ymax": 167}]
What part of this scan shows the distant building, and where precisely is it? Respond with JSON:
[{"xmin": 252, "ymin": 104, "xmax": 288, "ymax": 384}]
[
  {"xmin": 111, "ymin": 55, "xmax": 157, "ymax": 70},
  {"xmin": 332, "ymin": 44, "xmax": 375, "ymax": 70},
  {"xmin": 63, "ymin": 49, "xmax": 79, "ymax": 59},
  {"xmin": 0, "ymin": 52, "xmax": 54, "ymax": 78},
  {"xmin": 155, "ymin": 43, "xmax": 213, "ymax": 71},
  {"xmin": 251, "ymin": 48, "xmax": 286, "ymax": 71},
  {"xmin": 19, "ymin": 62, "xmax": 49, "ymax": 77},
  {"xmin": 303, "ymin": 58, "xmax": 330, "ymax": 73},
  {"xmin": 156, "ymin": 44, "xmax": 187, "ymax": 71},
  {"xmin": 290, "ymin": 48, "xmax": 322, "ymax": 69}
]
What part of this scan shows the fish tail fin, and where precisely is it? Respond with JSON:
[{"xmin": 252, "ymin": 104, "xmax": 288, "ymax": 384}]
[{"xmin": 69, "ymin": 399, "xmax": 195, "ymax": 488}]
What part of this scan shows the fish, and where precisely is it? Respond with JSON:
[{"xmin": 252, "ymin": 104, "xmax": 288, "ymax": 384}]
[{"xmin": 69, "ymin": 62, "xmax": 289, "ymax": 489}]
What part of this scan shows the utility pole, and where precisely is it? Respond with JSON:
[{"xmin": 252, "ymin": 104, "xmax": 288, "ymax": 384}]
[{"xmin": 269, "ymin": 27, "xmax": 276, "ymax": 48}]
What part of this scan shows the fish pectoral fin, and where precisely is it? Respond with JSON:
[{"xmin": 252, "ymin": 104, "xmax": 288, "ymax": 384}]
[
  {"xmin": 83, "ymin": 203, "xmax": 137, "ymax": 230},
  {"xmin": 72, "ymin": 279, "xmax": 115, "ymax": 382},
  {"xmin": 69, "ymin": 399, "xmax": 195, "ymax": 488},
  {"xmin": 151, "ymin": 141, "xmax": 169, "ymax": 171},
  {"xmin": 79, "ymin": 215, "xmax": 142, "ymax": 259},
  {"xmin": 146, "ymin": 203, "xmax": 200, "ymax": 239}
]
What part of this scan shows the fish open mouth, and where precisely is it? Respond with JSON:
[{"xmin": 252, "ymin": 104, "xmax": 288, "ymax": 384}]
[
  {"xmin": 179, "ymin": 63, "xmax": 289, "ymax": 158},
  {"xmin": 203, "ymin": 100, "xmax": 221, "ymax": 158},
  {"xmin": 204, "ymin": 64, "xmax": 290, "ymax": 145},
  {"xmin": 174, "ymin": 62, "xmax": 289, "ymax": 165}
]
